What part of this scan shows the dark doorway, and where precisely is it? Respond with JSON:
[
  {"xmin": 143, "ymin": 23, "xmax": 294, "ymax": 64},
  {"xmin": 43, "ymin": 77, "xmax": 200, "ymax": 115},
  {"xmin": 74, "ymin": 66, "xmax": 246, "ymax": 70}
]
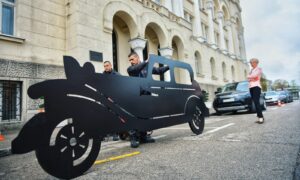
[
  {"xmin": 143, "ymin": 42, "xmax": 148, "ymax": 61},
  {"xmin": 112, "ymin": 29, "xmax": 118, "ymax": 71}
]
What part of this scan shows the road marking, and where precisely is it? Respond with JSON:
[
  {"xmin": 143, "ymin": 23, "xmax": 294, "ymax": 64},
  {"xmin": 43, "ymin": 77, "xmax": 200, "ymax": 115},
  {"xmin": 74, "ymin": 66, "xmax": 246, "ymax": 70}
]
[
  {"xmin": 100, "ymin": 122, "xmax": 232, "ymax": 152},
  {"xmin": 223, "ymin": 139, "xmax": 241, "ymax": 142},
  {"xmin": 101, "ymin": 135, "xmax": 167, "ymax": 153},
  {"xmin": 206, "ymin": 117, "xmax": 232, "ymax": 124},
  {"xmin": 204, "ymin": 123, "xmax": 235, "ymax": 134},
  {"xmin": 94, "ymin": 151, "xmax": 141, "ymax": 165},
  {"xmin": 153, "ymin": 135, "xmax": 167, "ymax": 139},
  {"xmin": 181, "ymin": 123, "xmax": 235, "ymax": 141}
]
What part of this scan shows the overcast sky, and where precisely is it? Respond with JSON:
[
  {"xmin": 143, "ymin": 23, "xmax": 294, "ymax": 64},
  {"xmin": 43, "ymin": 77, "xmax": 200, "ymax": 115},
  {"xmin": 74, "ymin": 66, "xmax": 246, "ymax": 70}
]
[{"xmin": 240, "ymin": 0, "xmax": 300, "ymax": 84}]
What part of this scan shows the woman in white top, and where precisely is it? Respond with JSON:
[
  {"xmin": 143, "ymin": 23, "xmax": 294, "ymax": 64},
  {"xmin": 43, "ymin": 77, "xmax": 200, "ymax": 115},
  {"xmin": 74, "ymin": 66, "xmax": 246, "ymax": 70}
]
[{"xmin": 247, "ymin": 58, "xmax": 264, "ymax": 124}]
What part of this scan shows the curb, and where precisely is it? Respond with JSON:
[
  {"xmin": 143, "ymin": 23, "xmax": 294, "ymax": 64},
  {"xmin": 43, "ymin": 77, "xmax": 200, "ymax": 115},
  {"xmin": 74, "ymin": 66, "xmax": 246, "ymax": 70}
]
[{"xmin": 0, "ymin": 148, "xmax": 12, "ymax": 158}]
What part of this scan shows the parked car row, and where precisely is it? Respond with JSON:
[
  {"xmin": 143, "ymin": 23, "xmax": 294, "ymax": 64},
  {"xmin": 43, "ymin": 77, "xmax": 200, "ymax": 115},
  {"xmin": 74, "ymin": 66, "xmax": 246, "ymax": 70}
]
[
  {"xmin": 212, "ymin": 81, "xmax": 296, "ymax": 115},
  {"xmin": 264, "ymin": 90, "xmax": 294, "ymax": 105},
  {"xmin": 213, "ymin": 81, "xmax": 266, "ymax": 115}
]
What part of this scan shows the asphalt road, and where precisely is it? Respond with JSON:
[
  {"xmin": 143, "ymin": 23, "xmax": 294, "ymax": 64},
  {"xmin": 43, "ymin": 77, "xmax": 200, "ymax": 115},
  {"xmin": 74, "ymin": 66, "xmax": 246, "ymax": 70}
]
[{"xmin": 1, "ymin": 101, "xmax": 300, "ymax": 180}]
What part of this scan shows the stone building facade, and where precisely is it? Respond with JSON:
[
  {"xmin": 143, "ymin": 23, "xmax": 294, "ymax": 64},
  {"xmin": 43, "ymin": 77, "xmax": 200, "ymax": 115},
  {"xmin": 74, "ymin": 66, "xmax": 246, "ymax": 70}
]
[{"xmin": 0, "ymin": 0, "xmax": 249, "ymax": 124}]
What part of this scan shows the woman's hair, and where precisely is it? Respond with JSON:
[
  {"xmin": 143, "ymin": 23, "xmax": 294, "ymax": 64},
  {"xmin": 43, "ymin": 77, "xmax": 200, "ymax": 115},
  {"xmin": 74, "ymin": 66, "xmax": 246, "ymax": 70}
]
[{"xmin": 250, "ymin": 58, "xmax": 259, "ymax": 63}]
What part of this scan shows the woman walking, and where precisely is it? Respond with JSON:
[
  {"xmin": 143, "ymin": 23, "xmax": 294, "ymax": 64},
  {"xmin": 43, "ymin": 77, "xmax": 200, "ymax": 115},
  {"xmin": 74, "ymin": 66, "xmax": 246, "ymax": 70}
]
[{"xmin": 248, "ymin": 58, "xmax": 264, "ymax": 124}]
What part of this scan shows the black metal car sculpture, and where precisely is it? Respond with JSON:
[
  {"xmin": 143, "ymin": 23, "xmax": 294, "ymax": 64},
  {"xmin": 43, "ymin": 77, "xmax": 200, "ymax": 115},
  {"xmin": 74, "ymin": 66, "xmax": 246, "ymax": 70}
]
[{"xmin": 11, "ymin": 55, "xmax": 209, "ymax": 179}]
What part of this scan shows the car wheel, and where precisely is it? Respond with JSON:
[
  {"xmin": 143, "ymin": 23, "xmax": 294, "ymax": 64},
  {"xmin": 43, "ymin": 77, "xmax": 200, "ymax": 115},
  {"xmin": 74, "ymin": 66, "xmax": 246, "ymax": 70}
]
[
  {"xmin": 188, "ymin": 106, "xmax": 205, "ymax": 135},
  {"xmin": 215, "ymin": 110, "xmax": 222, "ymax": 116},
  {"xmin": 261, "ymin": 99, "xmax": 267, "ymax": 111},
  {"xmin": 35, "ymin": 118, "xmax": 101, "ymax": 179}
]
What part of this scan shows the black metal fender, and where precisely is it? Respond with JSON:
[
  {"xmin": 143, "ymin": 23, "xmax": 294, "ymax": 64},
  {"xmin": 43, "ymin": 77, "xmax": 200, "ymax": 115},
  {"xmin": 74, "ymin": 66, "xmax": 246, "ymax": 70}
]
[
  {"xmin": 11, "ymin": 113, "xmax": 53, "ymax": 154},
  {"xmin": 185, "ymin": 95, "xmax": 209, "ymax": 118}
]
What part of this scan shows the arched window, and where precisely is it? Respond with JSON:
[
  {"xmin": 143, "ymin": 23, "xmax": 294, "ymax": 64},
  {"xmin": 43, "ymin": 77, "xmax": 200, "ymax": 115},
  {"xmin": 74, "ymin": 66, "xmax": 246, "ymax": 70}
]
[
  {"xmin": 210, "ymin": 58, "xmax": 217, "ymax": 80},
  {"xmin": 213, "ymin": 0, "xmax": 220, "ymax": 18},
  {"xmin": 195, "ymin": 51, "xmax": 202, "ymax": 76},
  {"xmin": 222, "ymin": 62, "xmax": 227, "ymax": 81},
  {"xmin": 231, "ymin": 65, "xmax": 236, "ymax": 82}
]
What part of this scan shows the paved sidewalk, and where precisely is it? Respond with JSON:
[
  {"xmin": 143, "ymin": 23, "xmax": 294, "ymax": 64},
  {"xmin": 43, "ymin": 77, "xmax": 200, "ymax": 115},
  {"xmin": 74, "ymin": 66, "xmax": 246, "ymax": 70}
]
[
  {"xmin": 0, "ymin": 129, "xmax": 19, "ymax": 149},
  {"xmin": 0, "ymin": 130, "xmax": 19, "ymax": 157}
]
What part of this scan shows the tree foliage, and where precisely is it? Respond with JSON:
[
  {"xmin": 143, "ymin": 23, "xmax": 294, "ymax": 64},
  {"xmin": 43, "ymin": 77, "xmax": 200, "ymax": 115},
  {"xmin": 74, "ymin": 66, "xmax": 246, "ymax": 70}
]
[
  {"xmin": 290, "ymin": 80, "xmax": 297, "ymax": 88},
  {"xmin": 272, "ymin": 79, "xmax": 289, "ymax": 90},
  {"xmin": 260, "ymin": 73, "xmax": 268, "ymax": 91}
]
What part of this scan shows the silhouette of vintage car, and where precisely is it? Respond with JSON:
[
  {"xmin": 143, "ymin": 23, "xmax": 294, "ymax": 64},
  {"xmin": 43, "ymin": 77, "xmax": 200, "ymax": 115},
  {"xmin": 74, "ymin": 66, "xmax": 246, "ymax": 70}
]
[{"xmin": 11, "ymin": 55, "xmax": 209, "ymax": 179}]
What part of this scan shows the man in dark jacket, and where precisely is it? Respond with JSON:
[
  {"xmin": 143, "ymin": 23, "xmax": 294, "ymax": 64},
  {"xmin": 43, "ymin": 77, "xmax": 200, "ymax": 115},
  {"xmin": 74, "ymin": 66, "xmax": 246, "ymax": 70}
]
[
  {"xmin": 127, "ymin": 53, "xmax": 169, "ymax": 77},
  {"xmin": 103, "ymin": 61, "xmax": 120, "ymax": 141},
  {"xmin": 127, "ymin": 51, "xmax": 169, "ymax": 148},
  {"xmin": 103, "ymin": 61, "xmax": 120, "ymax": 75}
]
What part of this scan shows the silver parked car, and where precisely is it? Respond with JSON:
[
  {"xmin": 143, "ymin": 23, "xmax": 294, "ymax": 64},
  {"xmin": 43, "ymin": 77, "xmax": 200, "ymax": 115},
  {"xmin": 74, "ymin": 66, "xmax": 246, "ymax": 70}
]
[{"xmin": 264, "ymin": 91, "xmax": 284, "ymax": 105}]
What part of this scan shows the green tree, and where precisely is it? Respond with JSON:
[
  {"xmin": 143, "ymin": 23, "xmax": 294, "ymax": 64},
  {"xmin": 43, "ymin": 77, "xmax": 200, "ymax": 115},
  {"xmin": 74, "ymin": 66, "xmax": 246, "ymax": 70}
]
[
  {"xmin": 260, "ymin": 73, "xmax": 268, "ymax": 91},
  {"xmin": 290, "ymin": 80, "xmax": 297, "ymax": 88},
  {"xmin": 272, "ymin": 79, "xmax": 289, "ymax": 90}
]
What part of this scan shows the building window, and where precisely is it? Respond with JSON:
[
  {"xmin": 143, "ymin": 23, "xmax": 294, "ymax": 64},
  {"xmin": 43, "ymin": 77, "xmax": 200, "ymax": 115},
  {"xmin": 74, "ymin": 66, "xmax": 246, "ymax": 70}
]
[
  {"xmin": 225, "ymin": 39, "xmax": 229, "ymax": 50},
  {"xmin": 184, "ymin": 11, "xmax": 191, "ymax": 22},
  {"xmin": 202, "ymin": 23, "xmax": 208, "ymax": 39},
  {"xmin": 222, "ymin": 62, "xmax": 227, "ymax": 81},
  {"xmin": 215, "ymin": 32, "xmax": 219, "ymax": 46},
  {"xmin": 210, "ymin": 58, "xmax": 217, "ymax": 80},
  {"xmin": 153, "ymin": 0, "xmax": 160, "ymax": 4},
  {"xmin": 199, "ymin": 0, "xmax": 204, "ymax": 10},
  {"xmin": 195, "ymin": 52, "xmax": 202, "ymax": 76},
  {"xmin": 1, "ymin": 0, "xmax": 15, "ymax": 36},
  {"xmin": 231, "ymin": 66, "xmax": 235, "ymax": 82},
  {"xmin": 0, "ymin": 80, "xmax": 22, "ymax": 122}
]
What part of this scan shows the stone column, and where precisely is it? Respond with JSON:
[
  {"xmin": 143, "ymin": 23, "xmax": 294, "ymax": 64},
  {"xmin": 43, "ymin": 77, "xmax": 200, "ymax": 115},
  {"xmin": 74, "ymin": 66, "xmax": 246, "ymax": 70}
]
[
  {"xmin": 239, "ymin": 28, "xmax": 247, "ymax": 61},
  {"xmin": 128, "ymin": 37, "xmax": 147, "ymax": 61},
  {"xmin": 193, "ymin": 0, "xmax": 205, "ymax": 42},
  {"xmin": 216, "ymin": 11, "xmax": 226, "ymax": 52},
  {"xmin": 172, "ymin": 0, "xmax": 184, "ymax": 17},
  {"xmin": 159, "ymin": 47, "xmax": 173, "ymax": 58},
  {"xmin": 231, "ymin": 18, "xmax": 240, "ymax": 58},
  {"xmin": 159, "ymin": 47, "xmax": 173, "ymax": 81},
  {"xmin": 205, "ymin": 0, "xmax": 217, "ymax": 48},
  {"xmin": 225, "ymin": 20, "xmax": 235, "ymax": 57}
]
